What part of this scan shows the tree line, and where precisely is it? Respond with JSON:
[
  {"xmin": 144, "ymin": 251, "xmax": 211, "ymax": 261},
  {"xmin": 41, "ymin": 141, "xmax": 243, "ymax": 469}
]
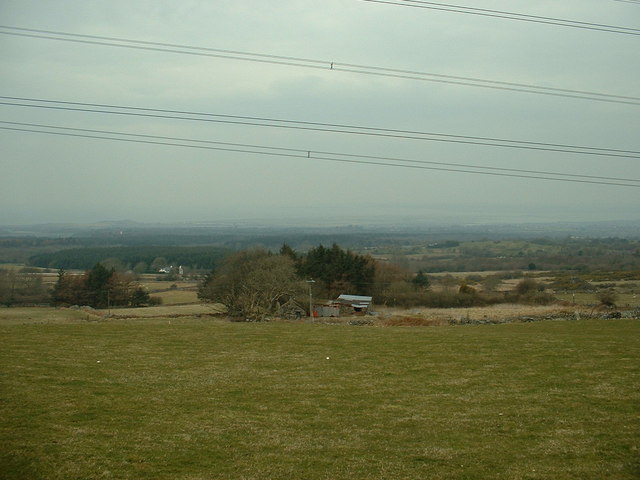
[
  {"xmin": 29, "ymin": 246, "xmax": 229, "ymax": 272},
  {"xmin": 51, "ymin": 264, "xmax": 152, "ymax": 308},
  {"xmin": 1, "ymin": 264, "xmax": 154, "ymax": 308},
  {"xmin": 0, "ymin": 269, "xmax": 49, "ymax": 307}
]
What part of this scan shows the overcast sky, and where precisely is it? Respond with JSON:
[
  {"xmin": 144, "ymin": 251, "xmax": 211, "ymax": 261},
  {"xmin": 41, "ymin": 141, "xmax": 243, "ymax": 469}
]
[{"xmin": 1, "ymin": 0, "xmax": 639, "ymax": 226}]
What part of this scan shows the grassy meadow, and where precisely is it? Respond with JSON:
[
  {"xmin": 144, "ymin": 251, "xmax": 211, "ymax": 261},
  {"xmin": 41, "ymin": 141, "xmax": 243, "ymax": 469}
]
[
  {"xmin": 1, "ymin": 308, "xmax": 639, "ymax": 479},
  {"xmin": 137, "ymin": 279, "xmax": 200, "ymax": 306}
]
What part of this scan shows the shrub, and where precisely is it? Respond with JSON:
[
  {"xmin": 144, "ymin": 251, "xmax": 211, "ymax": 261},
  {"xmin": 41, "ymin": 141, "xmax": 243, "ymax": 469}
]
[
  {"xmin": 458, "ymin": 283, "xmax": 476, "ymax": 295},
  {"xmin": 597, "ymin": 290, "xmax": 617, "ymax": 307},
  {"xmin": 514, "ymin": 278, "xmax": 545, "ymax": 296}
]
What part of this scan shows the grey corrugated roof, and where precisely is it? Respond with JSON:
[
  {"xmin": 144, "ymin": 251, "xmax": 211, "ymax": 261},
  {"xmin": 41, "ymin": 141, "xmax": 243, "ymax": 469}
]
[{"xmin": 337, "ymin": 294, "xmax": 372, "ymax": 303}]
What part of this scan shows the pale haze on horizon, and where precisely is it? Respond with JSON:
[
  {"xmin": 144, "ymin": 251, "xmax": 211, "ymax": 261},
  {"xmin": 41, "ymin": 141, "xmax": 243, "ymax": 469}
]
[{"xmin": 1, "ymin": 0, "xmax": 639, "ymax": 226}]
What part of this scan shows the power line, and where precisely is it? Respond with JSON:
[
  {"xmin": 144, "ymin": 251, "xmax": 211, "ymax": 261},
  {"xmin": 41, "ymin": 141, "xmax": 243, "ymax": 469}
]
[
  {"xmin": 1, "ymin": 121, "xmax": 638, "ymax": 188},
  {"xmin": 359, "ymin": 0, "xmax": 640, "ymax": 36},
  {"xmin": 2, "ymin": 96, "xmax": 639, "ymax": 159},
  {"xmin": 1, "ymin": 26, "xmax": 638, "ymax": 106}
]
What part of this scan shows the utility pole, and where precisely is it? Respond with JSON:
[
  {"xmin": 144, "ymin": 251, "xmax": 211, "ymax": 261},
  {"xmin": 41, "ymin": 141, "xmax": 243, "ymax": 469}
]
[{"xmin": 306, "ymin": 279, "xmax": 315, "ymax": 321}]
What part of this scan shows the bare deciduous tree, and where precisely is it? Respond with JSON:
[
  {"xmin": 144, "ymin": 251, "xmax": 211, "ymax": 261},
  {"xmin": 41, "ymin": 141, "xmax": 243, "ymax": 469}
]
[{"xmin": 198, "ymin": 249, "xmax": 303, "ymax": 320}]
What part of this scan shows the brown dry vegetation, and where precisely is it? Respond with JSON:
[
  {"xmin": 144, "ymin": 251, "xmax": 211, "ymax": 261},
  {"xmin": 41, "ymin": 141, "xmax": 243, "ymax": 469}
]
[{"xmin": 376, "ymin": 303, "xmax": 580, "ymax": 327}]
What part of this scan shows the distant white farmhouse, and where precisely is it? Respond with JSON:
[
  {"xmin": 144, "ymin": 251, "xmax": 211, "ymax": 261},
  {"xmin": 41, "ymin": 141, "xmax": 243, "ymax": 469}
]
[{"xmin": 158, "ymin": 265, "xmax": 184, "ymax": 275}]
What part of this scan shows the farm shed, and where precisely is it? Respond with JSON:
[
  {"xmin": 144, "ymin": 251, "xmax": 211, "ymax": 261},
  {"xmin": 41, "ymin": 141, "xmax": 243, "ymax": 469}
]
[
  {"xmin": 335, "ymin": 294, "xmax": 373, "ymax": 315},
  {"xmin": 312, "ymin": 295, "xmax": 374, "ymax": 317},
  {"xmin": 313, "ymin": 303, "xmax": 341, "ymax": 318}
]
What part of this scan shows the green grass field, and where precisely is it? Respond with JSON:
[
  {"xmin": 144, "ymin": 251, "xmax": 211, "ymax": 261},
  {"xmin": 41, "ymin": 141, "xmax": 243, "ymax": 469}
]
[
  {"xmin": 150, "ymin": 289, "xmax": 199, "ymax": 306},
  {"xmin": 1, "ymin": 309, "xmax": 638, "ymax": 479},
  {"xmin": 138, "ymin": 279, "xmax": 200, "ymax": 306}
]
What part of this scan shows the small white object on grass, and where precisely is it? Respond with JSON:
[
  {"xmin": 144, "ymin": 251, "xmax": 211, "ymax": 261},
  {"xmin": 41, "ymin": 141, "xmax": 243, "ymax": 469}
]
[
  {"xmin": 96, "ymin": 360, "xmax": 101, "ymax": 363},
  {"xmin": 326, "ymin": 357, "xmax": 330, "ymax": 360}
]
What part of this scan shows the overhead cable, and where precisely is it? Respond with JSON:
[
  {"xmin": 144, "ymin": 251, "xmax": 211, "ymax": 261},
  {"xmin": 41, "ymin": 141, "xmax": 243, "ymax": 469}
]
[
  {"xmin": 1, "ymin": 97, "xmax": 639, "ymax": 159},
  {"xmin": 0, "ymin": 26, "xmax": 638, "ymax": 105},
  {"xmin": 359, "ymin": 0, "xmax": 640, "ymax": 36},
  {"xmin": 1, "ymin": 121, "xmax": 638, "ymax": 188}
]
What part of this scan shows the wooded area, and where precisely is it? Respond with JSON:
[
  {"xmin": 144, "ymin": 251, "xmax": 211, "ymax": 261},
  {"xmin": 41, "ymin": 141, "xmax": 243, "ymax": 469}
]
[{"xmin": 28, "ymin": 246, "xmax": 229, "ymax": 272}]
